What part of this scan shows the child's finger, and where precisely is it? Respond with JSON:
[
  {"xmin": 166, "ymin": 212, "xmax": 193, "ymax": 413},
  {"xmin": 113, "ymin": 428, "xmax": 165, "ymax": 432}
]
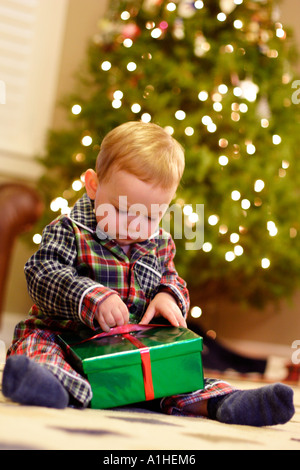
[
  {"xmin": 139, "ymin": 305, "xmax": 155, "ymax": 325},
  {"xmin": 162, "ymin": 309, "xmax": 187, "ymax": 328},
  {"xmin": 98, "ymin": 313, "xmax": 113, "ymax": 332},
  {"xmin": 113, "ymin": 305, "xmax": 129, "ymax": 326},
  {"xmin": 175, "ymin": 310, "xmax": 187, "ymax": 328}
]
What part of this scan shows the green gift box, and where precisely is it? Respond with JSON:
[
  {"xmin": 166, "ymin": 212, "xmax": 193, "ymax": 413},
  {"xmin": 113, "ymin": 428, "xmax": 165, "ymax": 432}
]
[{"xmin": 58, "ymin": 324, "xmax": 204, "ymax": 409}]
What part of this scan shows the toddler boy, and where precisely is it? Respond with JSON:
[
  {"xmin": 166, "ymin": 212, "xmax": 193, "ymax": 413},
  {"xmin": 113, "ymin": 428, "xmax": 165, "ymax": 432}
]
[{"xmin": 2, "ymin": 122, "xmax": 294, "ymax": 426}]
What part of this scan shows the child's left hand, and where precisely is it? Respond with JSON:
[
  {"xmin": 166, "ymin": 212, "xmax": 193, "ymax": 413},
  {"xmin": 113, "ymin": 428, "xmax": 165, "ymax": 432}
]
[{"xmin": 139, "ymin": 291, "xmax": 187, "ymax": 328}]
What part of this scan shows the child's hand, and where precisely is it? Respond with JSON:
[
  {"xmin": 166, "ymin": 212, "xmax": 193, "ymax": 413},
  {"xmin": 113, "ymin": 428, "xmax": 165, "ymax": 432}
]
[
  {"xmin": 139, "ymin": 292, "xmax": 187, "ymax": 328},
  {"xmin": 96, "ymin": 294, "xmax": 129, "ymax": 332}
]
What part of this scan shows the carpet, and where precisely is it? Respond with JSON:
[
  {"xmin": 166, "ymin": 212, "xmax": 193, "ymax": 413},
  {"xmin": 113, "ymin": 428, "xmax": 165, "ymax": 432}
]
[{"xmin": 0, "ymin": 365, "xmax": 299, "ymax": 451}]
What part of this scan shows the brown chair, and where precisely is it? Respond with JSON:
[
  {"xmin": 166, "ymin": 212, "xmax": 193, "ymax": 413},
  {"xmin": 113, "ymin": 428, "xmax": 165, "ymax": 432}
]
[{"xmin": 0, "ymin": 183, "xmax": 43, "ymax": 324}]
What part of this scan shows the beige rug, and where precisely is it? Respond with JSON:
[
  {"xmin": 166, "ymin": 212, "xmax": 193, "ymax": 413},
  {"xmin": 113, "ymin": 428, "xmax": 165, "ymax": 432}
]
[{"xmin": 0, "ymin": 365, "xmax": 299, "ymax": 451}]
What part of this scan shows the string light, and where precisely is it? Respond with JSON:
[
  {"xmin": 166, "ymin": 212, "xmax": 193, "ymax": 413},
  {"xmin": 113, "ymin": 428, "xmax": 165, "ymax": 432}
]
[
  {"xmin": 72, "ymin": 104, "xmax": 82, "ymax": 115},
  {"xmin": 164, "ymin": 126, "xmax": 174, "ymax": 135},
  {"xmin": 206, "ymin": 330, "xmax": 217, "ymax": 340},
  {"xmin": 230, "ymin": 233, "xmax": 240, "ymax": 243},
  {"xmin": 231, "ymin": 190, "xmax": 241, "ymax": 201},
  {"xmin": 113, "ymin": 90, "xmax": 123, "ymax": 100},
  {"xmin": 50, "ymin": 197, "xmax": 68, "ymax": 213},
  {"xmin": 276, "ymin": 24, "xmax": 286, "ymax": 39},
  {"xmin": 240, "ymin": 103, "xmax": 248, "ymax": 113},
  {"xmin": 261, "ymin": 258, "xmax": 271, "ymax": 269},
  {"xmin": 218, "ymin": 84, "xmax": 228, "ymax": 94},
  {"xmin": 217, "ymin": 13, "xmax": 226, "ymax": 22},
  {"xmin": 233, "ymin": 87, "xmax": 242, "ymax": 97},
  {"xmin": 131, "ymin": 103, "xmax": 141, "ymax": 113},
  {"xmin": 219, "ymin": 138, "xmax": 228, "ymax": 148},
  {"xmin": 246, "ymin": 143, "xmax": 256, "ymax": 155},
  {"xmin": 208, "ymin": 214, "xmax": 219, "ymax": 225},
  {"xmin": 272, "ymin": 134, "xmax": 282, "ymax": 145},
  {"xmin": 120, "ymin": 11, "xmax": 130, "ymax": 20},
  {"xmin": 33, "ymin": 234, "xmax": 42, "ymax": 245},
  {"xmin": 267, "ymin": 49, "xmax": 278, "ymax": 59},
  {"xmin": 146, "ymin": 21, "xmax": 155, "ymax": 30},
  {"xmin": 202, "ymin": 242, "xmax": 212, "ymax": 252},
  {"xmin": 123, "ymin": 38, "xmax": 133, "ymax": 48},
  {"xmin": 198, "ymin": 91, "xmax": 208, "ymax": 101},
  {"xmin": 224, "ymin": 44, "xmax": 234, "ymax": 53},
  {"xmin": 72, "ymin": 180, "xmax": 83, "ymax": 191},
  {"xmin": 212, "ymin": 92, "xmax": 222, "ymax": 102},
  {"xmin": 141, "ymin": 113, "xmax": 151, "ymax": 122},
  {"xmin": 207, "ymin": 122, "xmax": 217, "ymax": 133},
  {"xmin": 112, "ymin": 99, "xmax": 122, "ymax": 109},
  {"xmin": 202, "ymin": 115, "xmax": 212, "ymax": 126},
  {"xmin": 225, "ymin": 251, "xmax": 235, "ymax": 262},
  {"xmin": 166, "ymin": 2, "xmax": 176, "ymax": 12},
  {"xmin": 151, "ymin": 28, "xmax": 162, "ymax": 39},
  {"xmin": 185, "ymin": 126, "xmax": 194, "ymax": 136},
  {"xmin": 194, "ymin": 0, "xmax": 204, "ymax": 8},
  {"xmin": 213, "ymin": 102, "xmax": 222, "ymax": 112},
  {"xmin": 231, "ymin": 112, "xmax": 240, "ymax": 122},
  {"xmin": 282, "ymin": 160, "xmax": 289, "ymax": 169},
  {"xmin": 218, "ymin": 155, "xmax": 228, "ymax": 166},
  {"xmin": 183, "ymin": 205, "xmax": 193, "ymax": 216},
  {"xmin": 82, "ymin": 136, "xmax": 92, "ymax": 146},
  {"xmin": 254, "ymin": 179, "xmax": 265, "ymax": 192},
  {"xmin": 160, "ymin": 21, "xmax": 168, "ymax": 30},
  {"xmin": 127, "ymin": 62, "xmax": 137, "ymax": 71},
  {"xmin": 261, "ymin": 118, "xmax": 269, "ymax": 128},
  {"xmin": 240, "ymin": 80, "xmax": 259, "ymax": 102},
  {"xmin": 219, "ymin": 224, "xmax": 228, "ymax": 234},
  {"xmin": 267, "ymin": 221, "xmax": 278, "ymax": 237},
  {"xmin": 233, "ymin": 19, "xmax": 243, "ymax": 29},
  {"xmin": 241, "ymin": 199, "xmax": 251, "ymax": 210},
  {"xmin": 101, "ymin": 61, "xmax": 111, "ymax": 71},
  {"xmin": 190, "ymin": 306, "xmax": 202, "ymax": 318},
  {"xmin": 234, "ymin": 245, "xmax": 244, "ymax": 256},
  {"xmin": 188, "ymin": 212, "xmax": 199, "ymax": 224},
  {"xmin": 175, "ymin": 110, "xmax": 186, "ymax": 120}
]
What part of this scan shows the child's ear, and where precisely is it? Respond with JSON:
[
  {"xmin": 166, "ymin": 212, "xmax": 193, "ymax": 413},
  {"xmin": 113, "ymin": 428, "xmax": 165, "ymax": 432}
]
[{"xmin": 85, "ymin": 169, "xmax": 99, "ymax": 200}]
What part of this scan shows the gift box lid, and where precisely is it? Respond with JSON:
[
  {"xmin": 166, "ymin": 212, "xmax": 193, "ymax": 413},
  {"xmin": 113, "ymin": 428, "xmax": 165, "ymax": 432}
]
[{"xmin": 58, "ymin": 325, "xmax": 203, "ymax": 374}]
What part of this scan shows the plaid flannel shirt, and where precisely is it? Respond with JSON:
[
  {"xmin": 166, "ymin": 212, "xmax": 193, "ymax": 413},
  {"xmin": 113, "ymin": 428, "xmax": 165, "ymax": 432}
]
[{"xmin": 24, "ymin": 193, "xmax": 190, "ymax": 332}]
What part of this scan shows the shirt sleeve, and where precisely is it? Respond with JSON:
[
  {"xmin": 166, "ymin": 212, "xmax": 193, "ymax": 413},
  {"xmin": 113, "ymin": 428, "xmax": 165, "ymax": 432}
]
[
  {"xmin": 24, "ymin": 217, "xmax": 117, "ymax": 329},
  {"xmin": 157, "ymin": 235, "xmax": 190, "ymax": 319}
]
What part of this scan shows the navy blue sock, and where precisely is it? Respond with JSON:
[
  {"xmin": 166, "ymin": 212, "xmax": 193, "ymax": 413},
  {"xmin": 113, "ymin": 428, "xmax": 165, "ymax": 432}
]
[
  {"xmin": 2, "ymin": 356, "xmax": 69, "ymax": 409},
  {"xmin": 207, "ymin": 383, "xmax": 295, "ymax": 426}
]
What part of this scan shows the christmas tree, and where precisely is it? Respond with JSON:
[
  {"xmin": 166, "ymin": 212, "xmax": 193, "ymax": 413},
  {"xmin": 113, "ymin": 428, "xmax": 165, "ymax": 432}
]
[{"xmin": 34, "ymin": 0, "xmax": 300, "ymax": 309}]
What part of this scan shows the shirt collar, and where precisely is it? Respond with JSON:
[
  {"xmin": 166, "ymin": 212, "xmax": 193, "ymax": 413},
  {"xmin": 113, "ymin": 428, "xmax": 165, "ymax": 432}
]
[
  {"xmin": 69, "ymin": 193, "xmax": 97, "ymax": 233},
  {"xmin": 68, "ymin": 193, "xmax": 158, "ymax": 256}
]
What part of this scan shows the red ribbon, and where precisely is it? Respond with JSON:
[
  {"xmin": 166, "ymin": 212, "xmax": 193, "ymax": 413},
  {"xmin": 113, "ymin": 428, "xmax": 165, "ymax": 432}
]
[
  {"xmin": 68, "ymin": 324, "xmax": 168, "ymax": 402},
  {"xmin": 122, "ymin": 332, "xmax": 155, "ymax": 401}
]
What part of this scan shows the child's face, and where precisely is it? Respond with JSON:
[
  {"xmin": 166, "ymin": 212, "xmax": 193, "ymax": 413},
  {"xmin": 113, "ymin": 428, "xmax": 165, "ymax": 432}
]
[{"xmin": 85, "ymin": 169, "xmax": 177, "ymax": 246}]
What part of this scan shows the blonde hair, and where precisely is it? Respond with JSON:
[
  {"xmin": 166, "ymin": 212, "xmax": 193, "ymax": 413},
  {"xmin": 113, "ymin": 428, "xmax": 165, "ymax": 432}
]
[{"xmin": 96, "ymin": 121, "xmax": 185, "ymax": 189}]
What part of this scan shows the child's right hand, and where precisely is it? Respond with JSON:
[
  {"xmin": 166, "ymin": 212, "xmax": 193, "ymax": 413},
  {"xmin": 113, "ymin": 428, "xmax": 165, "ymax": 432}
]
[{"xmin": 95, "ymin": 294, "xmax": 129, "ymax": 332}]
